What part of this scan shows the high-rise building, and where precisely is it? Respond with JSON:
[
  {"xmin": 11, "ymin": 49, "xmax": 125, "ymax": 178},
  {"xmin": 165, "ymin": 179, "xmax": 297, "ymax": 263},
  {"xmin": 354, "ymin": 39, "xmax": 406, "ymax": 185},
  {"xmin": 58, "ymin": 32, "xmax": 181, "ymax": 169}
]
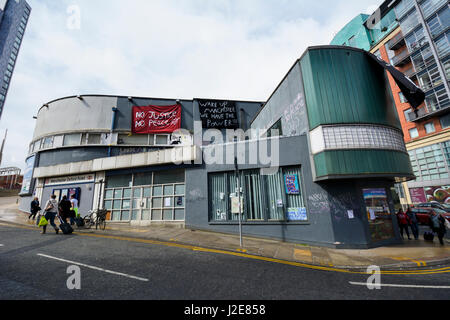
[
  {"xmin": 0, "ymin": 0, "xmax": 31, "ymax": 120},
  {"xmin": 331, "ymin": 0, "xmax": 450, "ymax": 208}
]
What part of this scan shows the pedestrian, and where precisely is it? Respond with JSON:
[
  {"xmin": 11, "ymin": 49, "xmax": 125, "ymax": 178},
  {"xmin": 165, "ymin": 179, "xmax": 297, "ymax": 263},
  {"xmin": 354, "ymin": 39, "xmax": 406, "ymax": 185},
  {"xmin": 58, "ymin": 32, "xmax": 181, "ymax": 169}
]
[
  {"xmin": 70, "ymin": 194, "xmax": 79, "ymax": 219},
  {"xmin": 406, "ymin": 207, "xmax": 419, "ymax": 240},
  {"xmin": 41, "ymin": 195, "xmax": 59, "ymax": 235},
  {"xmin": 28, "ymin": 197, "xmax": 40, "ymax": 220},
  {"xmin": 397, "ymin": 208, "xmax": 411, "ymax": 240},
  {"xmin": 58, "ymin": 195, "xmax": 73, "ymax": 225},
  {"xmin": 429, "ymin": 211, "xmax": 447, "ymax": 245}
]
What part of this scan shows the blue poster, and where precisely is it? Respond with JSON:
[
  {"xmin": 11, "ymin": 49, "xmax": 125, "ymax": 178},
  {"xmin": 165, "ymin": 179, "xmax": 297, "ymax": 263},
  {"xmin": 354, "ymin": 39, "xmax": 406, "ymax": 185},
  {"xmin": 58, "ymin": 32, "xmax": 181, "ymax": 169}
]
[
  {"xmin": 285, "ymin": 174, "xmax": 300, "ymax": 195},
  {"xmin": 287, "ymin": 207, "xmax": 308, "ymax": 221}
]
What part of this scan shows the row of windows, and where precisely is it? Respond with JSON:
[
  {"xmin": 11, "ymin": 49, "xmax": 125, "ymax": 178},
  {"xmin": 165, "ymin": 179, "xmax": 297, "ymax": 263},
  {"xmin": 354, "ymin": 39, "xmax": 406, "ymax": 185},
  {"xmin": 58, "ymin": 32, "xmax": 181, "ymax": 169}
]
[
  {"xmin": 28, "ymin": 132, "xmax": 179, "ymax": 154},
  {"xmin": 427, "ymin": 6, "xmax": 450, "ymax": 38},
  {"xmin": 321, "ymin": 125, "xmax": 406, "ymax": 153},
  {"xmin": 103, "ymin": 169, "xmax": 185, "ymax": 222},
  {"xmin": 409, "ymin": 141, "xmax": 450, "ymax": 181}
]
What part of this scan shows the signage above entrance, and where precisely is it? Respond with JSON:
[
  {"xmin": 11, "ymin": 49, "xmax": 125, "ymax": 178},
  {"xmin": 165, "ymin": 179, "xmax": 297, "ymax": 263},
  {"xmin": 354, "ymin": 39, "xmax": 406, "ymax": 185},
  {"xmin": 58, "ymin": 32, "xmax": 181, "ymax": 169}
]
[
  {"xmin": 44, "ymin": 174, "xmax": 95, "ymax": 186},
  {"xmin": 132, "ymin": 105, "xmax": 182, "ymax": 134}
]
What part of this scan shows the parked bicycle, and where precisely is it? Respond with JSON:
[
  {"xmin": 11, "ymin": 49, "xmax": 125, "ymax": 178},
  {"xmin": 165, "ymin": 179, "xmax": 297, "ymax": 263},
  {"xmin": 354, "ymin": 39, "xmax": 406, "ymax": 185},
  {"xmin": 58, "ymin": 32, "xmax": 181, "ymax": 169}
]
[{"xmin": 83, "ymin": 209, "xmax": 108, "ymax": 230}]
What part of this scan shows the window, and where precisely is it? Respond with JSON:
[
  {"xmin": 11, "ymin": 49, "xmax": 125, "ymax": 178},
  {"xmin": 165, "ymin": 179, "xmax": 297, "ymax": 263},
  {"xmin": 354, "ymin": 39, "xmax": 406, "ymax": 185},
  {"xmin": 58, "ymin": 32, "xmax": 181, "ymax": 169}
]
[
  {"xmin": 421, "ymin": 0, "xmax": 448, "ymax": 18},
  {"xmin": 87, "ymin": 133, "xmax": 101, "ymax": 145},
  {"xmin": 427, "ymin": 6, "xmax": 450, "ymax": 37},
  {"xmin": 63, "ymin": 133, "xmax": 81, "ymax": 146},
  {"xmin": 424, "ymin": 122, "xmax": 436, "ymax": 133},
  {"xmin": 399, "ymin": 92, "xmax": 408, "ymax": 103},
  {"xmin": 209, "ymin": 166, "xmax": 305, "ymax": 222},
  {"xmin": 398, "ymin": 8, "xmax": 420, "ymax": 35},
  {"xmin": 104, "ymin": 171, "xmax": 185, "ymax": 222},
  {"xmin": 155, "ymin": 134, "xmax": 169, "ymax": 145},
  {"xmin": 348, "ymin": 36, "xmax": 356, "ymax": 47},
  {"xmin": 42, "ymin": 136, "xmax": 54, "ymax": 149},
  {"xmin": 409, "ymin": 128, "xmax": 419, "ymax": 139},
  {"xmin": 404, "ymin": 108, "xmax": 414, "ymax": 121},
  {"xmin": 266, "ymin": 118, "xmax": 283, "ymax": 137},
  {"xmin": 118, "ymin": 134, "xmax": 149, "ymax": 145},
  {"xmin": 440, "ymin": 114, "xmax": 450, "ymax": 129},
  {"xmin": 435, "ymin": 33, "xmax": 450, "ymax": 58}
]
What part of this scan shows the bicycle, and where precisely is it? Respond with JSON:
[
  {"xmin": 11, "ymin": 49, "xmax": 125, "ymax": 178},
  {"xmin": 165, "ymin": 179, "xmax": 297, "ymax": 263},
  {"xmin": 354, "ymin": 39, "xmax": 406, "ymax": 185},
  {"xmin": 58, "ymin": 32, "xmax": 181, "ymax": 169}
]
[{"xmin": 83, "ymin": 209, "xmax": 108, "ymax": 230}]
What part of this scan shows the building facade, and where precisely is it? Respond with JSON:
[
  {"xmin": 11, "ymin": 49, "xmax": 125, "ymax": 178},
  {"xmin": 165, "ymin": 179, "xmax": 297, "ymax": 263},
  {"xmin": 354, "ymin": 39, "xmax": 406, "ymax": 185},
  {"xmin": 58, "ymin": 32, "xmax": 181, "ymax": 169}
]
[
  {"xmin": 20, "ymin": 46, "xmax": 416, "ymax": 249},
  {"xmin": 331, "ymin": 0, "xmax": 450, "ymax": 208},
  {"xmin": 0, "ymin": 0, "xmax": 30, "ymax": 120}
]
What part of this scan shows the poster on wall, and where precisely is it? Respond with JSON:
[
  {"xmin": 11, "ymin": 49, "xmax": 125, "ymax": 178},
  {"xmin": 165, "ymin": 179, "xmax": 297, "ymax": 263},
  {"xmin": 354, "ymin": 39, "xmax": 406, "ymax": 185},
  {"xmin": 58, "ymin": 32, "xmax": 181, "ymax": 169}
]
[
  {"xmin": 423, "ymin": 185, "xmax": 450, "ymax": 204},
  {"xmin": 20, "ymin": 155, "xmax": 36, "ymax": 195},
  {"xmin": 132, "ymin": 105, "xmax": 181, "ymax": 134},
  {"xmin": 286, "ymin": 207, "xmax": 308, "ymax": 221},
  {"xmin": 362, "ymin": 188, "xmax": 395, "ymax": 242},
  {"xmin": 284, "ymin": 174, "xmax": 300, "ymax": 195},
  {"xmin": 198, "ymin": 99, "xmax": 238, "ymax": 129},
  {"xmin": 409, "ymin": 187, "xmax": 427, "ymax": 204}
]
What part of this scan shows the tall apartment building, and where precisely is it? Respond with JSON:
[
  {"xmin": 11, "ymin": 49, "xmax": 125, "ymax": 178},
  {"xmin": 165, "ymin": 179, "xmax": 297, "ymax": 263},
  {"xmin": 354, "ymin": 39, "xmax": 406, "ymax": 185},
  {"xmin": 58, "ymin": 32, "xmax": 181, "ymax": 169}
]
[
  {"xmin": 0, "ymin": 0, "xmax": 30, "ymax": 120},
  {"xmin": 331, "ymin": 0, "xmax": 450, "ymax": 208}
]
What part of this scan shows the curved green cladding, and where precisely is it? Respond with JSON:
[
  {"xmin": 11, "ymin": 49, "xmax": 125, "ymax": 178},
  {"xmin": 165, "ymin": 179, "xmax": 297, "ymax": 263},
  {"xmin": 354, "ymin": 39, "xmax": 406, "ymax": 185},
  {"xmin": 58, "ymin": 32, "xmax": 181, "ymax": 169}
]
[
  {"xmin": 300, "ymin": 46, "xmax": 413, "ymax": 181},
  {"xmin": 300, "ymin": 47, "xmax": 401, "ymax": 131}
]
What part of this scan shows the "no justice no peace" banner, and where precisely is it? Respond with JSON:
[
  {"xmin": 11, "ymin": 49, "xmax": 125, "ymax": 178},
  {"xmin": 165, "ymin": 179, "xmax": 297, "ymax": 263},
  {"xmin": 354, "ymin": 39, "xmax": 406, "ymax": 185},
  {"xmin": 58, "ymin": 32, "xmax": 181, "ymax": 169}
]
[{"xmin": 132, "ymin": 105, "xmax": 182, "ymax": 134}]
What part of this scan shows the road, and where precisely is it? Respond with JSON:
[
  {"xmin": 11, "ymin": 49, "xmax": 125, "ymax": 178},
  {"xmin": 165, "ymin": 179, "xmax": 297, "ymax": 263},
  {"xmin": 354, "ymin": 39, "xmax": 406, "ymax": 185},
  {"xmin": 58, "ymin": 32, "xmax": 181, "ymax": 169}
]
[{"xmin": 1, "ymin": 222, "xmax": 450, "ymax": 302}]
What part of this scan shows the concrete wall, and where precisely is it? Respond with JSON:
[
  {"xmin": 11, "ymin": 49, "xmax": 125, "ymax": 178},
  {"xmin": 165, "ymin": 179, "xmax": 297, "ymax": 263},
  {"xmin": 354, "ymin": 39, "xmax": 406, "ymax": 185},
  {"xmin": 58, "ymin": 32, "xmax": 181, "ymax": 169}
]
[
  {"xmin": 186, "ymin": 135, "xmax": 339, "ymax": 247},
  {"xmin": 34, "ymin": 96, "xmax": 117, "ymax": 140}
]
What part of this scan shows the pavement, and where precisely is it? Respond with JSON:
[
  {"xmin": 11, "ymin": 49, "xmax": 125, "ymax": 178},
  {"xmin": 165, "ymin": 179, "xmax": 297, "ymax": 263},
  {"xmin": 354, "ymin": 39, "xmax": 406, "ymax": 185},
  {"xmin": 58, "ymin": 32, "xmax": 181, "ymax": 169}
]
[{"xmin": 2, "ymin": 196, "xmax": 450, "ymax": 271}]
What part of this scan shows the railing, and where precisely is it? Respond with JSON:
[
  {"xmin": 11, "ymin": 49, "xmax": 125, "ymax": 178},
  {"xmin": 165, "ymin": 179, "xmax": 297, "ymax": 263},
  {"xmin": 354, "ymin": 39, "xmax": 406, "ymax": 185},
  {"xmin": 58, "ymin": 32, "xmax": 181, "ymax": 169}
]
[
  {"xmin": 388, "ymin": 32, "xmax": 405, "ymax": 50},
  {"xmin": 392, "ymin": 49, "xmax": 411, "ymax": 66},
  {"xmin": 421, "ymin": 0, "xmax": 448, "ymax": 19},
  {"xmin": 403, "ymin": 67, "xmax": 417, "ymax": 78}
]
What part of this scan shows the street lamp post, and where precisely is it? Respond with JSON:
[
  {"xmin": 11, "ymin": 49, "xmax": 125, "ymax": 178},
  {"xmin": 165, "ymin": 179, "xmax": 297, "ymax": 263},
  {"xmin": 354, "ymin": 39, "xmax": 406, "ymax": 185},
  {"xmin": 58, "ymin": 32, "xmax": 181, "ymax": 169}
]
[{"xmin": 234, "ymin": 157, "xmax": 243, "ymax": 248}]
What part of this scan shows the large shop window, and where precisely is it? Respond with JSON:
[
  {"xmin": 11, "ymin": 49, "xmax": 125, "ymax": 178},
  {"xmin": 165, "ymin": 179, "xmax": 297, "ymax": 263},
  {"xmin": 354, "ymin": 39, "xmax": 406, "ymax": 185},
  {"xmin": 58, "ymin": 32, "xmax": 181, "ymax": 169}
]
[
  {"xmin": 209, "ymin": 166, "xmax": 306, "ymax": 223},
  {"xmin": 104, "ymin": 170, "xmax": 185, "ymax": 222}
]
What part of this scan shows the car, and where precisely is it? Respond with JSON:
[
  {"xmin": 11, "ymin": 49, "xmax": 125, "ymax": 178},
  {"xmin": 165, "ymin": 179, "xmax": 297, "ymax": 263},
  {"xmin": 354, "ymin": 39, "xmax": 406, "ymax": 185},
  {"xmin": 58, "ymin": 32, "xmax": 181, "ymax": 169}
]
[
  {"xmin": 410, "ymin": 207, "xmax": 450, "ymax": 225},
  {"xmin": 416, "ymin": 202, "xmax": 450, "ymax": 213}
]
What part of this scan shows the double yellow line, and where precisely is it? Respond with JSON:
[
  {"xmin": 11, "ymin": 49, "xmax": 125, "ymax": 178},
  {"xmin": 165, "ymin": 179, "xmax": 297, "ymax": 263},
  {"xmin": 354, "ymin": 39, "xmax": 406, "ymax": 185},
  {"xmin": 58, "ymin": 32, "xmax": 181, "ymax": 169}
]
[{"xmin": 1, "ymin": 221, "xmax": 449, "ymax": 276}]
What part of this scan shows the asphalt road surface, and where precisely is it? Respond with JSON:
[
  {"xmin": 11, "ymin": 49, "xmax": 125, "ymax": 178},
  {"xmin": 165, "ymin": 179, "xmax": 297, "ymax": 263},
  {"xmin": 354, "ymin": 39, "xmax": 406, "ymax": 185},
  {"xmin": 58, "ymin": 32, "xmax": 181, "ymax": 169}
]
[{"xmin": 1, "ymin": 223, "xmax": 450, "ymax": 301}]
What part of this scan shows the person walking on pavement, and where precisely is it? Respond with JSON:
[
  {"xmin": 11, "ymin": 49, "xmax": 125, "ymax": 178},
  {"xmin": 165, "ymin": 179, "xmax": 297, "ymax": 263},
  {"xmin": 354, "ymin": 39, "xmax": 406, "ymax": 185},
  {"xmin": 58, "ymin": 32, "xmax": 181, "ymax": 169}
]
[
  {"xmin": 28, "ymin": 197, "xmax": 40, "ymax": 220},
  {"xmin": 397, "ymin": 208, "xmax": 411, "ymax": 240},
  {"xmin": 70, "ymin": 194, "xmax": 79, "ymax": 219},
  {"xmin": 59, "ymin": 195, "xmax": 73, "ymax": 225},
  {"xmin": 429, "ymin": 210, "xmax": 446, "ymax": 245},
  {"xmin": 406, "ymin": 207, "xmax": 419, "ymax": 240},
  {"xmin": 41, "ymin": 195, "xmax": 59, "ymax": 235}
]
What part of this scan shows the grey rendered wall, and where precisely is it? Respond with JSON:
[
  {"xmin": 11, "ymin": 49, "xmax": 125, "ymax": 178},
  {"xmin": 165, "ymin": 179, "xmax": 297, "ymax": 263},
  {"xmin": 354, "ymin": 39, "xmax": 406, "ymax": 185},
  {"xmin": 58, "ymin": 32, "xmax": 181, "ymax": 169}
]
[
  {"xmin": 37, "ymin": 147, "xmax": 109, "ymax": 167},
  {"xmin": 34, "ymin": 96, "xmax": 117, "ymax": 140},
  {"xmin": 251, "ymin": 61, "xmax": 308, "ymax": 137},
  {"xmin": 185, "ymin": 135, "xmax": 346, "ymax": 247},
  {"xmin": 19, "ymin": 195, "xmax": 32, "ymax": 212}
]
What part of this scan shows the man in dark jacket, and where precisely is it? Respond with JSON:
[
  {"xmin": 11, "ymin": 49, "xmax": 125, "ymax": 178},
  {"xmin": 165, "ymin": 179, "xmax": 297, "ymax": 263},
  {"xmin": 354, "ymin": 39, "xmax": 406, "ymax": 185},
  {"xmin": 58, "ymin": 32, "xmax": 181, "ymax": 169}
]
[
  {"xmin": 429, "ymin": 211, "xmax": 447, "ymax": 245},
  {"xmin": 406, "ymin": 207, "xmax": 419, "ymax": 240},
  {"xmin": 29, "ymin": 197, "xmax": 40, "ymax": 220},
  {"xmin": 58, "ymin": 196, "xmax": 73, "ymax": 225}
]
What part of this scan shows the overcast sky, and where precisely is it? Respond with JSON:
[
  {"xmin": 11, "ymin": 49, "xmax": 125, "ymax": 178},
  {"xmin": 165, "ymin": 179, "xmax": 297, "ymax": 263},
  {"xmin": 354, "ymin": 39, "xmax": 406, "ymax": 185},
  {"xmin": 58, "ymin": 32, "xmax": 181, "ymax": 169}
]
[{"xmin": 0, "ymin": 0, "xmax": 383, "ymax": 171}]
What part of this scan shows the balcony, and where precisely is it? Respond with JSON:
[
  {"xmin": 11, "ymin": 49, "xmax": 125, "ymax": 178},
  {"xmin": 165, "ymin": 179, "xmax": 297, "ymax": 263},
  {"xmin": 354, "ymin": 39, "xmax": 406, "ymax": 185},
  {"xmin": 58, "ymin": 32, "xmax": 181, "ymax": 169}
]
[
  {"xmin": 410, "ymin": 102, "xmax": 450, "ymax": 122},
  {"xmin": 403, "ymin": 67, "xmax": 417, "ymax": 80},
  {"xmin": 392, "ymin": 49, "xmax": 411, "ymax": 67},
  {"xmin": 388, "ymin": 32, "xmax": 405, "ymax": 51}
]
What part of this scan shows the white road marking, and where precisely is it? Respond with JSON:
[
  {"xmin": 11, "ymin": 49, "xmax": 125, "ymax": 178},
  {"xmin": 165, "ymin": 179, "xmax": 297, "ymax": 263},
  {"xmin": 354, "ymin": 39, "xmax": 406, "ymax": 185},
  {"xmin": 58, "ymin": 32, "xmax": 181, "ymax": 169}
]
[
  {"xmin": 349, "ymin": 282, "xmax": 450, "ymax": 289},
  {"xmin": 37, "ymin": 253, "xmax": 149, "ymax": 282}
]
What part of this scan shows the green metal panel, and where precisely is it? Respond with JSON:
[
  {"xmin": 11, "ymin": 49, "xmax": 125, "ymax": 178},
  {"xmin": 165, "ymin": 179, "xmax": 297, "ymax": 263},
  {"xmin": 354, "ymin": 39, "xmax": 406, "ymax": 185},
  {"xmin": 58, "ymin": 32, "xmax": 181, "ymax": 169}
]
[
  {"xmin": 300, "ymin": 47, "xmax": 401, "ymax": 131},
  {"xmin": 314, "ymin": 150, "xmax": 414, "ymax": 180},
  {"xmin": 330, "ymin": 14, "xmax": 372, "ymax": 50}
]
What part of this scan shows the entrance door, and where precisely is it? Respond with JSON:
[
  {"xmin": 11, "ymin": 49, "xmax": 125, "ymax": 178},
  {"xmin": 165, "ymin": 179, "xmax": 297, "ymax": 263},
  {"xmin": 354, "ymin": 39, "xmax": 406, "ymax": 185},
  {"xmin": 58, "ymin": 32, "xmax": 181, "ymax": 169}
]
[
  {"xmin": 132, "ymin": 187, "xmax": 152, "ymax": 221},
  {"xmin": 363, "ymin": 188, "xmax": 396, "ymax": 242}
]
